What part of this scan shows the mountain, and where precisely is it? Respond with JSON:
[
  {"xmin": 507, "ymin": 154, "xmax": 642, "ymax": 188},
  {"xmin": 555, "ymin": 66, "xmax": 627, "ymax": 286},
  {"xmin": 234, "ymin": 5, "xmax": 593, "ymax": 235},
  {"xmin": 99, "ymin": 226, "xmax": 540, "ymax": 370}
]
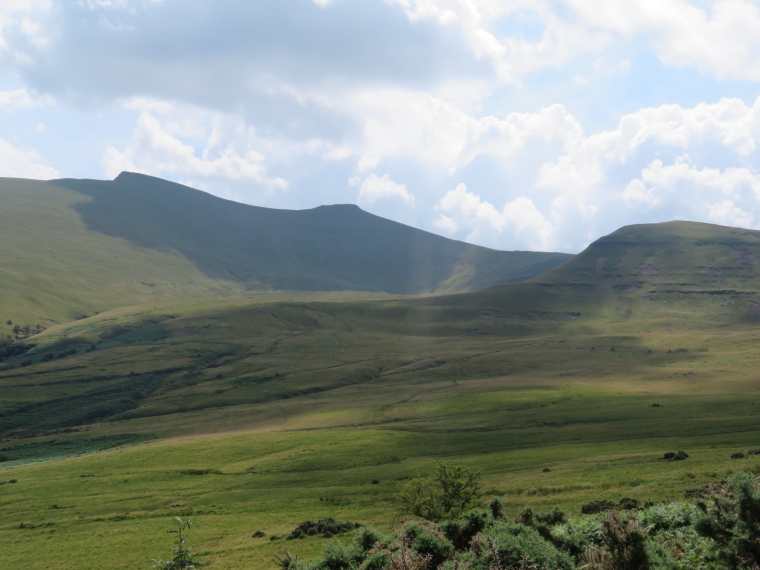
[
  {"xmin": 0, "ymin": 172, "xmax": 571, "ymax": 326},
  {"xmin": 4, "ymin": 219, "xmax": 760, "ymax": 436},
  {"xmin": 523, "ymin": 220, "xmax": 760, "ymax": 323},
  {"xmin": 4, "ymin": 221, "xmax": 760, "ymax": 569}
]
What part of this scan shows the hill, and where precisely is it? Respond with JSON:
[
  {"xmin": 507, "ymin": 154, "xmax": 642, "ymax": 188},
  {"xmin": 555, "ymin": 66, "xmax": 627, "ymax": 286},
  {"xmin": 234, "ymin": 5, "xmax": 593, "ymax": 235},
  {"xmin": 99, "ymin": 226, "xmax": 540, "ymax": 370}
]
[
  {"xmin": 2, "ymin": 220, "xmax": 759, "ymax": 435},
  {"xmin": 2, "ymin": 220, "xmax": 760, "ymax": 568},
  {"xmin": 0, "ymin": 172, "xmax": 570, "ymax": 327}
]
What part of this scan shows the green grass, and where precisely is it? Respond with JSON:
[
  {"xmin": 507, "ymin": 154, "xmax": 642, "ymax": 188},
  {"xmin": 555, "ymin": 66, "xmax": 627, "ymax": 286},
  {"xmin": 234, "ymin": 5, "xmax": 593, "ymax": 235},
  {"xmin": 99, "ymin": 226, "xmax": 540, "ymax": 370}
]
[
  {"xmin": 0, "ymin": 174, "xmax": 569, "ymax": 326},
  {"xmin": 2, "ymin": 219, "xmax": 760, "ymax": 568}
]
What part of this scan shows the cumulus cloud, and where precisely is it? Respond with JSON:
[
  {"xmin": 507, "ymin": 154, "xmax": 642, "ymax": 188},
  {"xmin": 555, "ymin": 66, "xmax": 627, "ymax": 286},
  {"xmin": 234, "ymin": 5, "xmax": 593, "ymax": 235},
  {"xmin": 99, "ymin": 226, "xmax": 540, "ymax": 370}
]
[
  {"xmin": 2, "ymin": 0, "xmax": 760, "ymax": 253},
  {"xmin": 102, "ymin": 106, "xmax": 288, "ymax": 194},
  {"xmin": 435, "ymin": 183, "xmax": 556, "ymax": 250},
  {"xmin": 623, "ymin": 157, "xmax": 760, "ymax": 226},
  {"xmin": 565, "ymin": 0, "xmax": 760, "ymax": 80},
  {"xmin": 0, "ymin": 137, "xmax": 58, "ymax": 178},
  {"xmin": 537, "ymin": 96, "xmax": 760, "ymax": 201},
  {"xmin": 356, "ymin": 174, "xmax": 415, "ymax": 207},
  {"xmin": 386, "ymin": 0, "xmax": 610, "ymax": 83},
  {"xmin": 0, "ymin": 88, "xmax": 52, "ymax": 108},
  {"xmin": 352, "ymin": 90, "xmax": 582, "ymax": 172}
]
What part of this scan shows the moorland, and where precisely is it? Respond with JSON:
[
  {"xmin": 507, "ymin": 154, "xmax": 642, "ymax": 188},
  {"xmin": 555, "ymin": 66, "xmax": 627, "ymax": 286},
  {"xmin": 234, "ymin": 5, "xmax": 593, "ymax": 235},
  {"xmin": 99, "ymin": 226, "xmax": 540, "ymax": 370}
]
[{"xmin": 2, "ymin": 174, "xmax": 760, "ymax": 569}]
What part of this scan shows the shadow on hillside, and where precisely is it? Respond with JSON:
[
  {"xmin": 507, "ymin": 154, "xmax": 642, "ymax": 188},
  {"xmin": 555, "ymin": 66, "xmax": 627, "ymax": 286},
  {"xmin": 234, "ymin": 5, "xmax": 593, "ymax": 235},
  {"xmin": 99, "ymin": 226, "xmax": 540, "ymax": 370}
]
[{"xmin": 50, "ymin": 173, "xmax": 570, "ymax": 295}]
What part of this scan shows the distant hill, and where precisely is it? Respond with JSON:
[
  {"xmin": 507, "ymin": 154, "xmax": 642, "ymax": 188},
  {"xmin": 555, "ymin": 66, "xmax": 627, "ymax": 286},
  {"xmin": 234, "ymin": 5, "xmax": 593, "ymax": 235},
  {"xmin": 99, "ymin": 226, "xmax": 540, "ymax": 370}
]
[
  {"xmin": 5, "ymin": 220, "xmax": 760, "ymax": 437},
  {"xmin": 426, "ymin": 220, "xmax": 760, "ymax": 325},
  {"xmin": 0, "ymin": 172, "xmax": 570, "ymax": 325}
]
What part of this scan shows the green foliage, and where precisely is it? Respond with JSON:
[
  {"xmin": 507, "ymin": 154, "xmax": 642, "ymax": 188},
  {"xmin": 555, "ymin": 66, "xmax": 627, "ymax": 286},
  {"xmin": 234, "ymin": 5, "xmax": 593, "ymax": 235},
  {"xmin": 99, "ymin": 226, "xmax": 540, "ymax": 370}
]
[
  {"xmin": 662, "ymin": 451, "xmax": 690, "ymax": 461},
  {"xmin": 0, "ymin": 372, "xmax": 166, "ymax": 433},
  {"xmin": 475, "ymin": 520, "xmax": 575, "ymax": 570},
  {"xmin": 695, "ymin": 470, "xmax": 760, "ymax": 569},
  {"xmin": 583, "ymin": 511, "xmax": 651, "ymax": 570},
  {"xmin": 287, "ymin": 518, "xmax": 362, "ymax": 540},
  {"xmin": 151, "ymin": 517, "xmax": 203, "ymax": 570},
  {"xmin": 440, "ymin": 509, "xmax": 489, "ymax": 550},
  {"xmin": 0, "ymin": 335, "xmax": 32, "ymax": 363},
  {"xmin": 399, "ymin": 522, "xmax": 454, "ymax": 568},
  {"xmin": 640, "ymin": 502, "xmax": 699, "ymax": 533},
  {"xmin": 0, "ymin": 433, "xmax": 154, "ymax": 468},
  {"xmin": 397, "ymin": 463, "xmax": 481, "ymax": 522}
]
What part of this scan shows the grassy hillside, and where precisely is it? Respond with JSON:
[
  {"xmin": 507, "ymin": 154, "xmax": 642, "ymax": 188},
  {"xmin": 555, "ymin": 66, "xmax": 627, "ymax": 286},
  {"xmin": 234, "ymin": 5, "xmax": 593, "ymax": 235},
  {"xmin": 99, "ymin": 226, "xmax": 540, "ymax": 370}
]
[
  {"xmin": 55, "ymin": 172, "xmax": 570, "ymax": 291},
  {"xmin": 0, "ymin": 174, "xmax": 569, "ymax": 326},
  {"xmin": 2, "ymin": 220, "xmax": 760, "ymax": 568}
]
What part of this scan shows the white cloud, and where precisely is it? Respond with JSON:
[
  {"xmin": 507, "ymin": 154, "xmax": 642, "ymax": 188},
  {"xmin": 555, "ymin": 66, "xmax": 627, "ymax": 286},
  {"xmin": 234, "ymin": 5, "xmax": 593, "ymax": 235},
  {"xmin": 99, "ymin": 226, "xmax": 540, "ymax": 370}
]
[
  {"xmin": 0, "ymin": 137, "xmax": 58, "ymax": 178},
  {"xmin": 0, "ymin": 0, "xmax": 49, "ymax": 50},
  {"xmin": 565, "ymin": 0, "xmax": 760, "ymax": 80},
  {"xmin": 435, "ymin": 183, "xmax": 556, "ymax": 250},
  {"xmin": 624, "ymin": 156, "xmax": 760, "ymax": 215},
  {"xmin": 352, "ymin": 88, "xmax": 582, "ymax": 172},
  {"xmin": 433, "ymin": 213, "xmax": 458, "ymax": 233},
  {"xmin": 102, "ymin": 109, "xmax": 288, "ymax": 193},
  {"xmin": 707, "ymin": 199, "xmax": 756, "ymax": 228},
  {"xmin": 538, "ymin": 96, "xmax": 760, "ymax": 202},
  {"xmin": 0, "ymin": 88, "xmax": 53, "ymax": 108},
  {"xmin": 385, "ymin": 0, "xmax": 610, "ymax": 83},
  {"xmin": 356, "ymin": 174, "xmax": 415, "ymax": 207}
]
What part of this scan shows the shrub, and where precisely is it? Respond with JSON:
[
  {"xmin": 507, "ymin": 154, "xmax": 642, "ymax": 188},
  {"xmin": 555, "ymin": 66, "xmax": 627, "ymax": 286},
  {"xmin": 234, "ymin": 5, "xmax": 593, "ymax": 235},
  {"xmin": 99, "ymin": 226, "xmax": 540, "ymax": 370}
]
[
  {"xmin": 440, "ymin": 509, "xmax": 489, "ymax": 550},
  {"xmin": 582, "ymin": 500, "xmax": 618, "ymax": 515},
  {"xmin": 618, "ymin": 498, "xmax": 640, "ymax": 511},
  {"xmin": 475, "ymin": 521, "xmax": 574, "ymax": 570},
  {"xmin": 640, "ymin": 502, "xmax": 699, "ymax": 533},
  {"xmin": 551, "ymin": 517, "xmax": 603, "ymax": 558},
  {"xmin": 314, "ymin": 540, "xmax": 362, "ymax": 570},
  {"xmin": 695, "ymin": 470, "xmax": 760, "ymax": 569},
  {"xmin": 151, "ymin": 517, "xmax": 203, "ymax": 569},
  {"xmin": 354, "ymin": 527, "xmax": 386, "ymax": 553},
  {"xmin": 396, "ymin": 463, "xmax": 481, "ymax": 522},
  {"xmin": 287, "ymin": 518, "xmax": 361, "ymax": 540},
  {"xmin": 358, "ymin": 550, "xmax": 389, "ymax": 570},
  {"xmin": 399, "ymin": 522, "xmax": 454, "ymax": 569},
  {"xmin": 662, "ymin": 451, "xmax": 689, "ymax": 461},
  {"xmin": 489, "ymin": 497, "xmax": 505, "ymax": 520}
]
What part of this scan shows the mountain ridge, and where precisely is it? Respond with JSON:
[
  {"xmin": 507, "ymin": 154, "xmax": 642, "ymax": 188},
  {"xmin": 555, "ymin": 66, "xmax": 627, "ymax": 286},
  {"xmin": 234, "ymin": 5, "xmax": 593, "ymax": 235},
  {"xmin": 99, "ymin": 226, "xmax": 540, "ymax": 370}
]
[{"xmin": 0, "ymin": 173, "xmax": 571, "ymax": 326}]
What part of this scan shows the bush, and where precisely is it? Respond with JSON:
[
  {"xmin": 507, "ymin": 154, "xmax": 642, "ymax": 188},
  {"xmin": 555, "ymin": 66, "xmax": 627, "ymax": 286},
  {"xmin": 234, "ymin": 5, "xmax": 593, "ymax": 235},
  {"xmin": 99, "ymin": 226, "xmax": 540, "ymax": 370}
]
[
  {"xmin": 640, "ymin": 502, "xmax": 699, "ymax": 533},
  {"xmin": 582, "ymin": 511, "xmax": 651, "ymax": 570},
  {"xmin": 151, "ymin": 517, "xmax": 203, "ymax": 569},
  {"xmin": 396, "ymin": 463, "xmax": 481, "ymax": 522},
  {"xmin": 662, "ymin": 451, "xmax": 689, "ymax": 461},
  {"xmin": 582, "ymin": 500, "xmax": 618, "ymax": 515},
  {"xmin": 287, "ymin": 518, "xmax": 361, "ymax": 540},
  {"xmin": 399, "ymin": 522, "xmax": 454, "ymax": 568},
  {"xmin": 551, "ymin": 517, "xmax": 603, "ymax": 558},
  {"xmin": 314, "ymin": 540, "xmax": 362, "ymax": 570},
  {"xmin": 475, "ymin": 521, "xmax": 574, "ymax": 570},
  {"xmin": 618, "ymin": 498, "xmax": 640, "ymax": 511},
  {"xmin": 353, "ymin": 527, "xmax": 386, "ymax": 553},
  {"xmin": 695, "ymin": 470, "xmax": 760, "ymax": 569},
  {"xmin": 440, "ymin": 509, "xmax": 489, "ymax": 550}
]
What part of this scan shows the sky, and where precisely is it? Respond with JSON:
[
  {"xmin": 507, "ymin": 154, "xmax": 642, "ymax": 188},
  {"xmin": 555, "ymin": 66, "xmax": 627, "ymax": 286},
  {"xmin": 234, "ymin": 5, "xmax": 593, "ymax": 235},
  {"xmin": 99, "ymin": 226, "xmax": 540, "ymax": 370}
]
[{"xmin": 2, "ymin": 0, "xmax": 760, "ymax": 253}]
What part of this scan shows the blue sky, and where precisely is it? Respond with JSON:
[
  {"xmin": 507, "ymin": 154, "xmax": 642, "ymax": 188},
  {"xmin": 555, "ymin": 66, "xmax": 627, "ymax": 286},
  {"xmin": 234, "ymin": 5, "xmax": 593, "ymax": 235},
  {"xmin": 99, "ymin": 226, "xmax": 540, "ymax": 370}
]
[{"xmin": 2, "ymin": 0, "xmax": 760, "ymax": 253}]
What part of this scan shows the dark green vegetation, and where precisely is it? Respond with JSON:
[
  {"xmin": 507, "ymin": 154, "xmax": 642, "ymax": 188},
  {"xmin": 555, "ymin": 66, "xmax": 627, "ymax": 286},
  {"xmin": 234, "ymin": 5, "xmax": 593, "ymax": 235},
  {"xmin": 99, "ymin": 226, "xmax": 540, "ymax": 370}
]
[
  {"xmin": 397, "ymin": 463, "xmax": 482, "ymax": 522},
  {"xmin": 0, "ymin": 173, "xmax": 569, "ymax": 325},
  {"xmin": 290, "ymin": 470, "xmax": 760, "ymax": 570},
  {"xmin": 2, "ymin": 219, "xmax": 760, "ymax": 568},
  {"xmin": 0, "ymin": 433, "xmax": 154, "ymax": 468}
]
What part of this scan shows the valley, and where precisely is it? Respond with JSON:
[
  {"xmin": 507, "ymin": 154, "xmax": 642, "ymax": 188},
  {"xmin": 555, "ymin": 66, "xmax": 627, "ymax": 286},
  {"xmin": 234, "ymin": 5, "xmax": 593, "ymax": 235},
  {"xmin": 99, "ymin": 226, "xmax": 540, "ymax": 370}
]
[{"xmin": 2, "ymin": 176, "xmax": 760, "ymax": 568}]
